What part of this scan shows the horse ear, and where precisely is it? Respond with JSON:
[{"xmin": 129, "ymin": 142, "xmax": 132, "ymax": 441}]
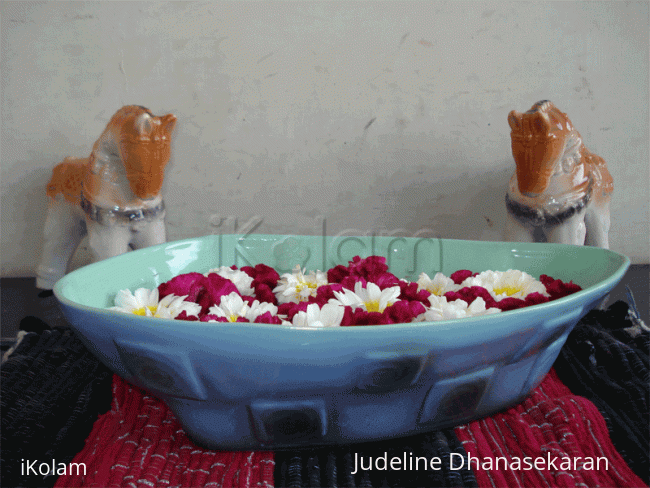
[
  {"xmin": 135, "ymin": 113, "xmax": 153, "ymax": 135},
  {"xmin": 508, "ymin": 111, "xmax": 521, "ymax": 131},
  {"xmin": 161, "ymin": 114, "xmax": 177, "ymax": 134},
  {"xmin": 533, "ymin": 111, "xmax": 552, "ymax": 134}
]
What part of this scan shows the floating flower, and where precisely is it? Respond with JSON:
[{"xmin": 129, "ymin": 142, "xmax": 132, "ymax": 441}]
[
  {"xmin": 108, "ymin": 259, "xmax": 580, "ymax": 326},
  {"xmin": 208, "ymin": 292, "xmax": 250, "ymax": 322},
  {"xmin": 205, "ymin": 266, "xmax": 255, "ymax": 296},
  {"xmin": 273, "ymin": 265, "xmax": 328, "ymax": 304},
  {"xmin": 330, "ymin": 282, "xmax": 401, "ymax": 313},
  {"xmin": 460, "ymin": 270, "xmax": 549, "ymax": 301},
  {"xmin": 417, "ymin": 272, "xmax": 460, "ymax": 296},
  {"xmin": 540, "ymin": 274, "xmax": 582, "ymax": 300},
  {"xmin": 110, "ymin": 288, "xmax": 201, "ymax": 319},
  {"xmin": 291, "ymin": 303, "xmax": 345, "ymax": 328},
  {"xmin": 207, "ymin": 292, "xmax": 279, "ymax": 323},
  {"xmin": 421, "ymin": 295, "xmax": 501, "ymax": 321}
]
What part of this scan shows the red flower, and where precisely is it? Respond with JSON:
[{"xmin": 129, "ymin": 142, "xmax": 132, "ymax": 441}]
[
  {"xmin": 309, "ymin": 284, "xmax": 344, "ymax": 306},
  {"xmin": 241, "ymin": 263, "xmax": 280, "ymax": 290},
  {"xmin": 346, "ymin": 309, "xmax": 392, "ymax": 326},
  {"xmin": 384, "ymin": 300, "xmax": 426, "ymax": 324},
  {"xmin": 277, "ymin": 301, "xmax": 309, "ymax": 321},
  {"xmin": 450, "ymin": 269, "xmax": 476, "ymax": 285},
  {"xmin": 398, "ymin": 281, "xmax": 432, "ymax": 305},
  {"xmin": 158, "ymin": 272, "xmax": 205, "ymax": 302},
  {"xmin": 540, "ymin": 275, "xmax": 582, "ymax": 300},
  {"xmin": 253, "ymin": 283, "xmax": 277, "ymax": 305},
  {"xmin": 197, "ymin": 274, "xmax": 240, "ymax": 315},
  {"xmin": 158, "ymin": 272, "xmax": 240, "ymax": 316},
  {"xmin": 175, "ymin": 310, "xmax": 200, "ymax": 321},
  {"xmin": 328, "ymin": 256, "xmax": 399, "ymax": 287},
  {"xmin": 327, "ymin": 264, "xmax": 351, "ymax": 284},
  {"xmin": 253, "ymin": 312, "xmax": 284, "ymax": 325},
  {"xmin": 200, "ymin": 315, "xmax": 249, "ymax": 323},
  {"xmin": 445, "ymin": 286, "xmax": 498, "ymax": 309}
]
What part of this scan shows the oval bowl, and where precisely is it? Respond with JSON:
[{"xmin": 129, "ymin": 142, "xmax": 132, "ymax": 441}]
[{"xmin": 54, "ymin": 234, "xmax": 629, "ymax": 450}]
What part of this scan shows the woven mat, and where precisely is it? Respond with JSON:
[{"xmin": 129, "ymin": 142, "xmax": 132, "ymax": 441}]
[{"xmin": 2, "ymin": 301, "xmax": 648, "ymax": 488}]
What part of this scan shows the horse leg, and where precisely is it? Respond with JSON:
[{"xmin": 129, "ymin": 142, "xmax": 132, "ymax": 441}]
[
  {"xmin": 544, "ymin": 211, "xmax": 587, "ymax": 246},
  {"xmin": 86, "ymin": 221, "xmax": 132, "ymax": 261},
  {"xmin": 584, "ymin": 202, "xmax": 611, "ymax": 249},
  {"xmin": 129, "ymin": 218, "xmax": 167, "ymax": 250},
  {"xmin": 36, "ymin": 200, "xmax": 87, "ymax": 290},
  {"xmin": 504, "ymin": 211, "xmax": 536, "ymax": 242}
]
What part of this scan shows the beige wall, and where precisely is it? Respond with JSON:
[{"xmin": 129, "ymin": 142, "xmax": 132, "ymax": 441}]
[{"xmin": 1, "ymin": 1, "xmax": 648, "ymax": 276}]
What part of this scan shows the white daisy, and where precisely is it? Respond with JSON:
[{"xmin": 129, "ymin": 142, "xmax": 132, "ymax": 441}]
[
  {"xmin": 460, "ymin": 269, "xmax": 549, "ymax": 301},
  {"xmin": 273, "ymin": 265, "xmax": 329, "ymax": 304},
  {"xmin": 330, "ymin": 281, "xmax": 401, "ymax": 313},
  {"xmin": 246, "ymin": 300, "xmax": 279, "ymax": 321},
  {"xmin": 208, "ymin": 292, "xmax": 250, "ymax": 322},
  {"xmin": 109, "ymin": 288, "xmax": 200, "ymax": 319},
  {"xmin": 205, "ymin": 266, "xmax": 255, "ymax": 296},
  {"xmin": 291, "ymin": 303, "xmax": 344, "ymax": 328},
  {"xmin": 419, "ymin": 295, "xmax": 501, "ymax": 321},
  {"xmin": 417, "ymin": 272, "xmax": 460, "ymax": 296}
]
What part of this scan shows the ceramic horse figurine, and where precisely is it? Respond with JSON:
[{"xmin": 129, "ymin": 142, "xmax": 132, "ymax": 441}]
[
  {"xmin": 504, "ymin": 100, "xmax": 613, "ymax": 248},
  {"xmin": 36, "ymin": 106, "xmax": 177, "ymax": 290}
]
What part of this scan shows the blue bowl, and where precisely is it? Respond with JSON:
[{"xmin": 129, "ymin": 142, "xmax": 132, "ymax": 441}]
[{"xmin": 54, "ymin": 234, "xmax": 629, "ymax": 449}]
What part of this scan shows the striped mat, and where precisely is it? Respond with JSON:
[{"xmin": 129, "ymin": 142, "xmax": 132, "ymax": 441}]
[{"xmin": 1, "ymin": 301, "xmax": 647, "ymax": 488}]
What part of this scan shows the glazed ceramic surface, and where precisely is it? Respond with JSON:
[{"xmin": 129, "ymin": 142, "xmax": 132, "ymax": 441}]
[
  {"xmin": 37, "ymin": 106, "xmax": 176, "ymax": 290},
  {"xmin": 505, "ymin": 100, "xmax": 613, "ymax": 248},
  {"xmin": 54, "ymin": 234, "xmax": 629, "ymax": 450}
]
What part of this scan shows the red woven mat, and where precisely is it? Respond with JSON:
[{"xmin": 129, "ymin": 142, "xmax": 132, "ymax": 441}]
[
  {"xmin": 54, "ymin": 375, "xmax": 274, "ymax": 488},
  {"xmin": 455, "ymin": 368, "xmax": 647, "ymax": 488}
]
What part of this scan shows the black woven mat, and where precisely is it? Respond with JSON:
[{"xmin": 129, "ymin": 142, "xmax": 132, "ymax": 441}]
[
  {"xmin": 1, "ymin": 302, "xmax": 648, "ymax": 488},
  {"xmin": 1, "ymin": 327, "xmax": 113, "ymax": 488}
]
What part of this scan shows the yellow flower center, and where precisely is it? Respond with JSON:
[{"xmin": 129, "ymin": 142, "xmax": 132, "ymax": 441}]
[
  {"xmin": 296, "ymin": 282, "xmax": 318, "ymax": 301},
  {"xmin": 493, "ymin": 285, "xmax": 521, "ymax": 297},
  {"xmin": 228, "ymin": 314, "xmax": 239, "ymax": 322},
  {"xmin": 427, "ymin": 285, "xmax": 445, "ymax": 296},
  {"xmin": 365, "ymin": 300, "xmax": 383, "ymax": 313},
  {"xmin": 132, "ymin": 306, "xmax": 158, "ymax": 316}
]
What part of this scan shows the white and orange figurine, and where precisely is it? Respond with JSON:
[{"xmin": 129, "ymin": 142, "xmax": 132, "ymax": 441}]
[
  {"xmin": 505, "ymin": 100, "xmax": 613, "ymax": 248},
  {"xmin": 36, "ymin": 106, "xmax": 177, "ymax": 290}
]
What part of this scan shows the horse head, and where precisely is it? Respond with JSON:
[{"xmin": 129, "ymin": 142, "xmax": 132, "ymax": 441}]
[
  {"xmin": 508, "ymin": 100, "xmax": 575, "ymax": 195},
  {"xmin": 109, "ymin": 106, "xmax": 177, "ymax": 200}
]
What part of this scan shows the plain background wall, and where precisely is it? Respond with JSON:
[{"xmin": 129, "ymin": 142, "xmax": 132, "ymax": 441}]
[{"xmin": 1, "ymin": 1, "xmax": 648, "ymax": 277}]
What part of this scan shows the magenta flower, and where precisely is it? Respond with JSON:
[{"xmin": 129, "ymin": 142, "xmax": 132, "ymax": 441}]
[{"xmin": 111, "ymin": 258, "xmax": 582, "ymax": 327}]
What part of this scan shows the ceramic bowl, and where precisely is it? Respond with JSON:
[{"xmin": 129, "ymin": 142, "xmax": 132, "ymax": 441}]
[{"xmin": 54, "ymin": 234, "xmax": 629, "ymax": 450}]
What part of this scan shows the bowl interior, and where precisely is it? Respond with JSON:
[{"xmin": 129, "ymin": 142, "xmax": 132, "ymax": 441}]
[{"xmin": 56, "ymin": 234, "xmax": 629, "ymax": 314}]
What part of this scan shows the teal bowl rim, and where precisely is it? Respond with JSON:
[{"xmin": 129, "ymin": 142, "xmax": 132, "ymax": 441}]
[{"xmin": 53, "ymin": 235, "xmax": 631, "ymax": 334}]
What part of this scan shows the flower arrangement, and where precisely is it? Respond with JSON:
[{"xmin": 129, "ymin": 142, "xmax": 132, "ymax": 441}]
[{"xmin": 109, "ymin": 255, "xmax": 582, "ymax": 327}]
